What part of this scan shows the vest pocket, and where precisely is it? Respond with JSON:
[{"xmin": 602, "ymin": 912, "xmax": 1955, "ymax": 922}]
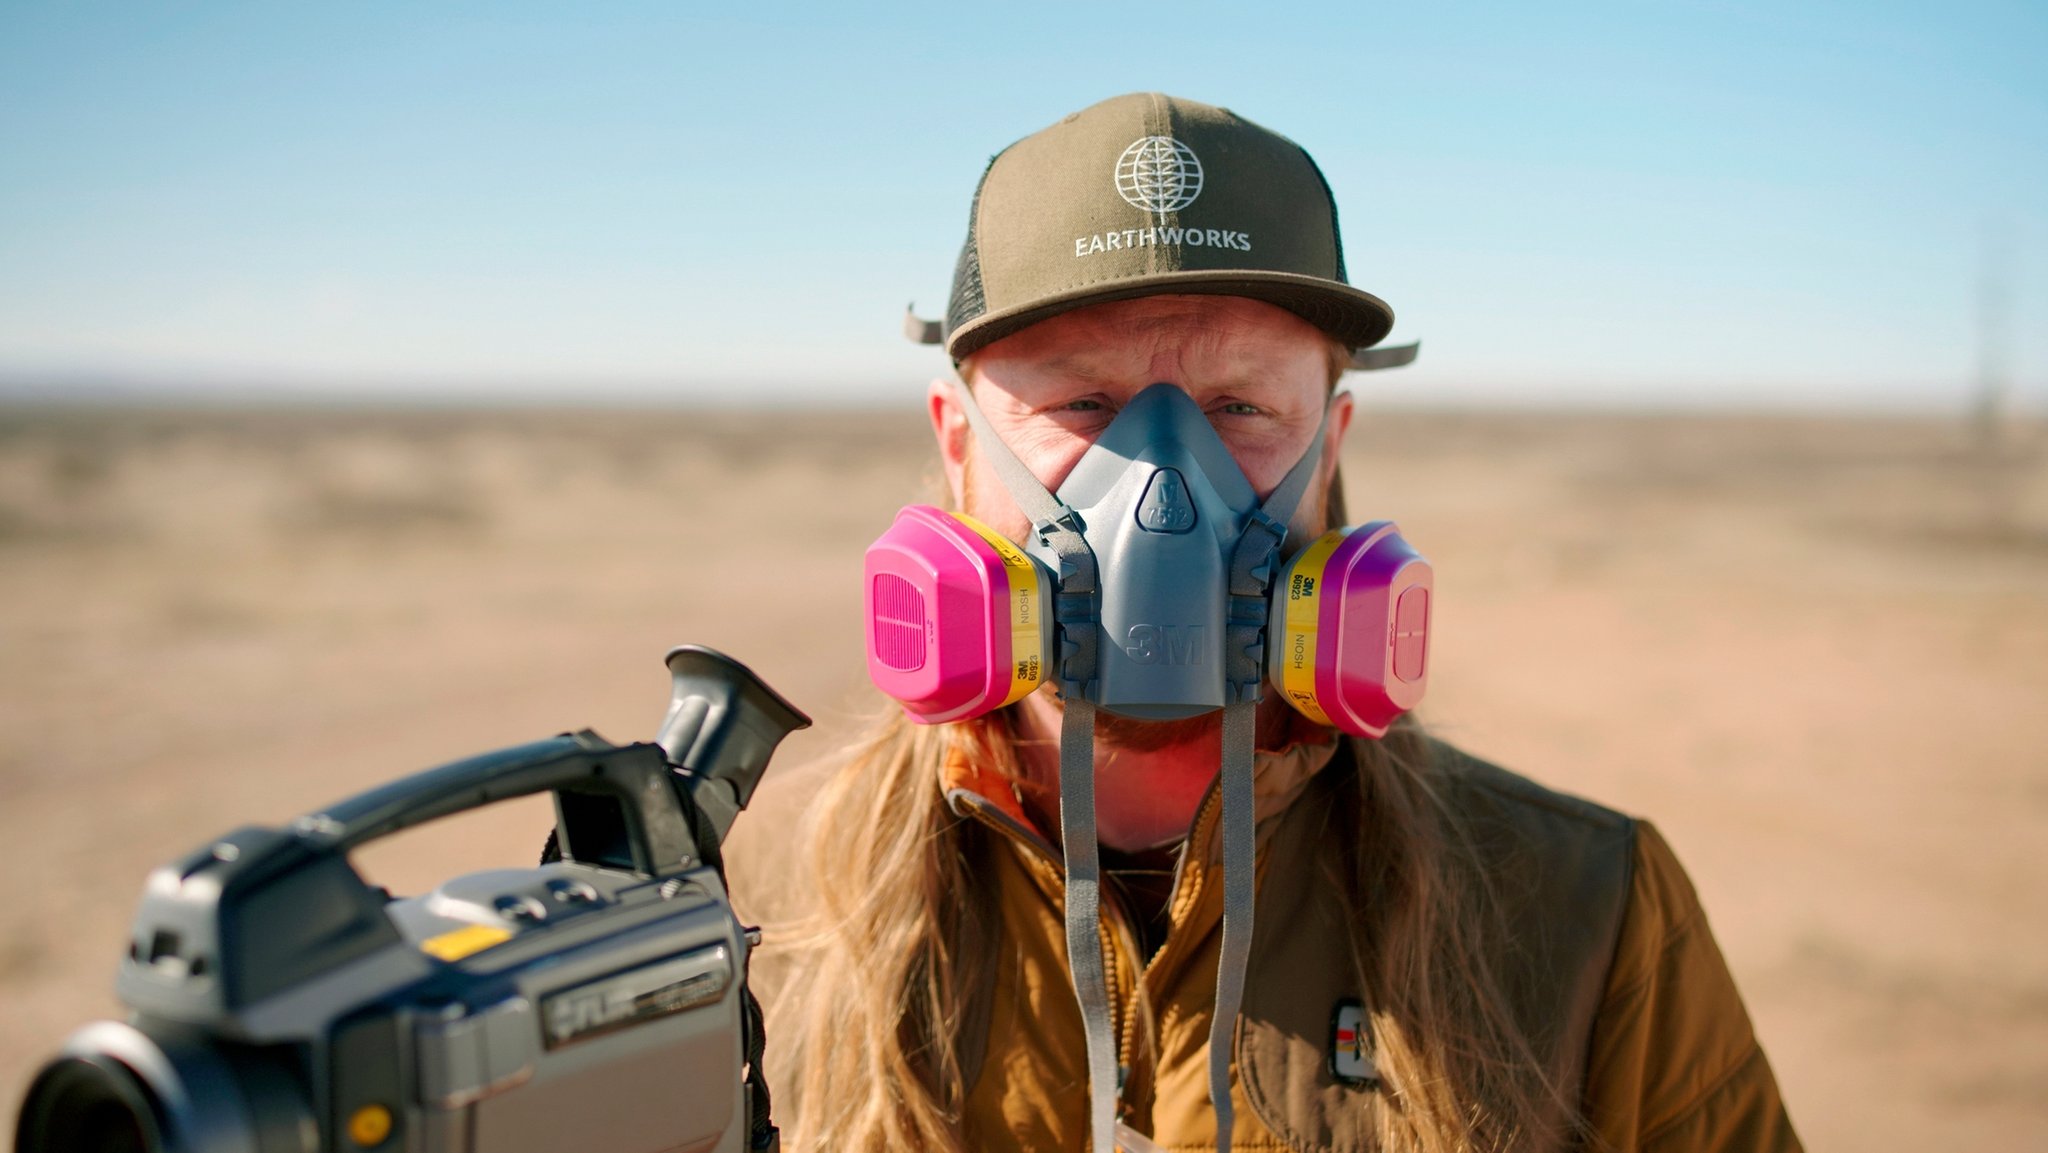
[{"xmin": 1237, "ymin": 826, "xmax": 1382, "ymax": 1153}]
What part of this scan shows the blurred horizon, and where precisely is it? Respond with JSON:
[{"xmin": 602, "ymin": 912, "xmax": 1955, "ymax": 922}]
[
  {"xmin": 2, "ymin": 369, "xmax": 2039, "ymax": 415},
  {"xmin": 2, "ymin": 1, "xmax": 2044, "ymax": 413}
]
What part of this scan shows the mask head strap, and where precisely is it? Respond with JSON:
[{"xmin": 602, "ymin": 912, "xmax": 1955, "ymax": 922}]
[
  {"xmin": 947, "ymin": 379, "xmax": 1101, "ymax": 696},
  {"xmin": 1220, "ymin": 401, "xmax": 1332, "ymax": 701}
]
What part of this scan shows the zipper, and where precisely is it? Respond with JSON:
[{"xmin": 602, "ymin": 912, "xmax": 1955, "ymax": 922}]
[
  {"xmin": 951, "ymin": 791, "xmax": 1144, "ymax": 1108},
  {"xmin": 1122, "ymin": 781, "xmax": 1223, "ymax": 1079},
  {"xmin": 952, "ymin": 778, "xmax": 1232, "ymax": 1123}
]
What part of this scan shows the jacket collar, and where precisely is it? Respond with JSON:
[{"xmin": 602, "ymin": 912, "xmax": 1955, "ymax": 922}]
[{"xmin": 940, "ymin": 712, "xmax": 1342, "ymax": 856}]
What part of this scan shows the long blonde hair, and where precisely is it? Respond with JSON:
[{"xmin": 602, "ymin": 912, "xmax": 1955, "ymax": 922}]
[
  {"xmin": 772, "ymin": 703, "xmax": 1567, "ymax": 1152},
  {"xmin": 774, "ymin": 709, "xmax": 1005, "ymax": 1152},
  {"xmin": 1335, "ymin": 722, "xmax": 1575, "ymax": 1152}
]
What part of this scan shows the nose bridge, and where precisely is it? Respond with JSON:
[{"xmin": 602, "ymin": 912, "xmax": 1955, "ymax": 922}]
[
  {"xmin": 1140, "ymin": 345, "xmax": 1194, "ymax": 395},
  {"xmin": 1094, "ymin": 383, "xmax": 1256, "ymax": 509}
]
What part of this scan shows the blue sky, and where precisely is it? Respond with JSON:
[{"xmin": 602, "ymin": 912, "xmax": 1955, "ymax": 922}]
[{"xmin": 1, "ymin": 1, "xmax": 2042, "ymax": 409}]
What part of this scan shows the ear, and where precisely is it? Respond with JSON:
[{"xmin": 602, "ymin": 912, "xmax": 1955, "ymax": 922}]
[
  {"xmin": 928, "ymin": 377, "xmax": 969, "ymax": 507},
  {"xmin": 1318, "ymin": 389, "xmax": 1357, "ymax": 490}
]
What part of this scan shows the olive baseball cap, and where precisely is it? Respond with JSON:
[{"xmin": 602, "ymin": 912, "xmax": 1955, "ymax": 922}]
[{"xmin": 914, "ymin": 92, "xmax": 1395, "ymax": 361}]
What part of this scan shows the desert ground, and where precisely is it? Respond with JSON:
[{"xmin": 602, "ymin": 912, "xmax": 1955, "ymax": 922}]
[{"xmin": 1, "ymin": 401, "xmax": 2044, "ymax": 1149}]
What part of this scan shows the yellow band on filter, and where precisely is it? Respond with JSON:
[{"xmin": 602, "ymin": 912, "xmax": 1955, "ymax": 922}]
[
  {"xmin": 957, "ymin": 515, "xmax": 1045, "ymax": 705},
  {"xmin": 1279, "ymin": 531, "xmax": 1345, "ymax": 727}
]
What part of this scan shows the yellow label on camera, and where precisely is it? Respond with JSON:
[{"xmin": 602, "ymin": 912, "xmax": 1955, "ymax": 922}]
[
  {"xmin": 420, "ymin": 923, "xmax": 514, "ymax": 962},
  {"xmin": 956, "ymin": 514, "xmax": 1046, "ymax": 705},
  {"xmin": 1278, "ymin": 531, "xmax": 1345, "ymax": 727}
]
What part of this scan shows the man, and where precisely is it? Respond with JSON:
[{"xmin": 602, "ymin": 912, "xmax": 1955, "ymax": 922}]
[{"xmin": 756, "ymin": 93, "xmax": 1800, "ymax": 1152}]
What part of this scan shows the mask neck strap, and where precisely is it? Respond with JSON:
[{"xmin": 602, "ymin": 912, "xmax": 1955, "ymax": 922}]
[
  {"xmin": 1056, "ymin": 698, "xmax": 1120, "ymax": 1153},
  {"xmin": 949, "ymin": 379, "xmax": 1101, "ymax": 694},
  {"xmin": 1203, "ymin": 403, "xmax": 1330, "ymax": 1153},
  {"xmin": 1208, "ymin": 698, "xmax": 1259, "ymax": 1153},
  {"xmin": 1060, "ymin": 697, "xmax": 1261, "ymax": 1153}
]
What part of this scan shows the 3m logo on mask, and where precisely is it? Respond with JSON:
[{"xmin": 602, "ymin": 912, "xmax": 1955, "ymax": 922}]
[
  {"xmin": 1124, "ymin": 624, "xmax": 1205, "ymax": 666},
  {"xmin": 1136, "ymin": 468, "xmax": 1197, "ymax": 533}
]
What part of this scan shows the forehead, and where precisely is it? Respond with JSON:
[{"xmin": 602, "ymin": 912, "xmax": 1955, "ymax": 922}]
[{"xmin": 966, "ymin": 295, "xmax": 1333, "ymax": 390}]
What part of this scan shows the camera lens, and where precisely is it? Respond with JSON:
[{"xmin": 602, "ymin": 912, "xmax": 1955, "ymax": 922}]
[{"xmin": 15, "ymin": 1054, "xmax": 164, "ymax": 1153}]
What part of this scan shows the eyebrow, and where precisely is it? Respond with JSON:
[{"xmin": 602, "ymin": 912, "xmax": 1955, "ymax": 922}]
[{"xmin": 1037, "ymin": 352, "xmax": 1113, "ymax": 382}]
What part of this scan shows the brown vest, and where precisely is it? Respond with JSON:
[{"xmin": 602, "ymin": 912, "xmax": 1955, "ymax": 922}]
[
  {"xmin": 1235, "ymin": 743, "xmax": 1636, "ymax": 1150},
  {"xmin": 952, "ymin": 738, "xmax": 1638, "ymax": 1151}
]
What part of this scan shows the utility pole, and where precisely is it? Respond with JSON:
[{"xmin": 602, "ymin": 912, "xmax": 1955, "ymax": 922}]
[
  {"xmin": 1972, "ymin": 215, "xmax": 2018, "ymax": 536},
  {"xmin": 1974, "ymin": 216, "xmax": 2014, "ymax": 450}
]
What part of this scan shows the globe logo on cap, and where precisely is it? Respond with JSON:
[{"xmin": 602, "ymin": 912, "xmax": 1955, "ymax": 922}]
[{"xmin": 1114, "ymin": 136, "xmax": 1204, "ymax": 214}]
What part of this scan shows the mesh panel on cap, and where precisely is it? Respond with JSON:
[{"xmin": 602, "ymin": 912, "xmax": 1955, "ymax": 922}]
[
  {"xmin": 1303, "ymin": 149, "xmax": 1350, "ymax": 285},
  {"xmin": 944, "ymin": 159, "xmax": 997, "ymax": 344}
]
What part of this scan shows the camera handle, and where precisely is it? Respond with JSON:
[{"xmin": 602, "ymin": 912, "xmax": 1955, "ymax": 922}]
[
  {"xmin": 314, "ymin": 645, "xmax": 809, "ymax": 879},
  {"xmin": 120, "ymin": 738, "xmax": 727, "ymax": 1022},
  {"xmin": 112, "ymin": 647, "xmax": 810, "ymax": 1023},
  {"xmin": 312, "ymin": 733, "xmax": 701, "ymax": 877}
]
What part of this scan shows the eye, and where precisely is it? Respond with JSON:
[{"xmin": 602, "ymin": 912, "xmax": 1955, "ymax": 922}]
[
  {"xmin": 1059, "ymin": 398, "xmax": 1107, "ymax": 412},
  {"xmin": 1217, "ymin": 402, "xmax": 1262, "ymax": 416}
]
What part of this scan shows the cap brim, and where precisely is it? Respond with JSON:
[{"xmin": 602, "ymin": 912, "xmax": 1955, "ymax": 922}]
[{"xmin": 945, "ymin": 269, "xmax": 1395, "ymax": 360}]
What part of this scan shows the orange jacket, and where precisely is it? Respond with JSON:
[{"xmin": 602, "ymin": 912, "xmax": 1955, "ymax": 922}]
[{"xmin": 937, "ymin": 735, "xmax": 1801, "ymax": 1152}]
